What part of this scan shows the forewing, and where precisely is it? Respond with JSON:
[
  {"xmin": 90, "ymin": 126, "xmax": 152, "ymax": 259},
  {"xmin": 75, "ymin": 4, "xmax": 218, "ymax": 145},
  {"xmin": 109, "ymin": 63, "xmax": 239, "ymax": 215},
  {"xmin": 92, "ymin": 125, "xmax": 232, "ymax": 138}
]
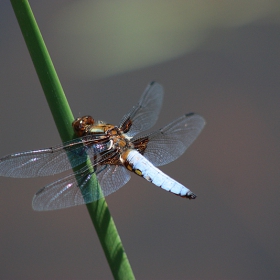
[
  {"xmin": 32, "ymin": 164, "xmax": 131, "ymax": 211},
  {"xmin": 0, "ymin": 136, "xmax": 112, "ymax": 178},
  {"xmin": 119, "ymin": 81, "xmax": 164, "ymax": 137},
  {"xmin": 132, "ymin": 113, "xmax": 205, "ymax": 166}
]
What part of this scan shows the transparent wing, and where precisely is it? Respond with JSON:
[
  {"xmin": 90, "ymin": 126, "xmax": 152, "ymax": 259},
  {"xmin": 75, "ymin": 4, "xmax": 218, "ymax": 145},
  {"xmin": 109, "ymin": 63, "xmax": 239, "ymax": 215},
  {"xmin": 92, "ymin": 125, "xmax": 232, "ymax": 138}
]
[
  {"xmin": 0, "ymin": 82, "xmax": 163, "ymax": 178},
  {"xmin": 132, "ymin": 113, "xmax": 205, "ymax": 166},
  {"xmin": 32, "ymin": 164, "xmax": 131, "ymax": 211},
  {"xmin": 94, "ymin": 164, "xmax": 131, "ymax": 197},
  {"xmin": 0, "ymin": 135, "xmax": 114, "ymax": 178},
  {"xmin": 119, "ymin": 81, "xmax": 164, "ymax": 137}
]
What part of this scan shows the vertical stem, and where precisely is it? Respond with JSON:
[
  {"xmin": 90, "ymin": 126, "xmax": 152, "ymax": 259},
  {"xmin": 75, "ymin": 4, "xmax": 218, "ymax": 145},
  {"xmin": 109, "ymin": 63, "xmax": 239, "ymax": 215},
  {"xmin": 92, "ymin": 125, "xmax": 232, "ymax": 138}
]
[{"xmin": 10, "ymin": 1, "xmax": 135, "ymax": 279}]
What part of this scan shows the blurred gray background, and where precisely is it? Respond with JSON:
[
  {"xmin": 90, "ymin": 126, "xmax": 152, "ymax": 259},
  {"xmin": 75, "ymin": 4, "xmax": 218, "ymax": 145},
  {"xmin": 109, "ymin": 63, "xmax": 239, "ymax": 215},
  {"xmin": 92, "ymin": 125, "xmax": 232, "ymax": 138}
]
[{"xmin": 1, "ymin": 1, "xmax": 280, "ymax": 279}]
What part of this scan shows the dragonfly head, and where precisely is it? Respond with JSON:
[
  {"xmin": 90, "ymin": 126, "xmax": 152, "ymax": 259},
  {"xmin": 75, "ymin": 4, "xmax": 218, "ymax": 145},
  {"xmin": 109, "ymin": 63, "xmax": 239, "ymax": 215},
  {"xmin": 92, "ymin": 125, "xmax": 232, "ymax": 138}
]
[{"xmin": 72, "ymin": 116, "xmax": 95, "ymax": 137}]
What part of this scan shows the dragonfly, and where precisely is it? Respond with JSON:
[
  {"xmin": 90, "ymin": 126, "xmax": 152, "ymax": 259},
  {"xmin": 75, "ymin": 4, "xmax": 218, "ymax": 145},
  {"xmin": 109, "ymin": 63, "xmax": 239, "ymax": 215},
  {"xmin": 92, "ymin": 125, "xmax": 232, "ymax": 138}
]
[{"xmin": 0, "ymin": 82, "xmax": 205, "ymax": 211}]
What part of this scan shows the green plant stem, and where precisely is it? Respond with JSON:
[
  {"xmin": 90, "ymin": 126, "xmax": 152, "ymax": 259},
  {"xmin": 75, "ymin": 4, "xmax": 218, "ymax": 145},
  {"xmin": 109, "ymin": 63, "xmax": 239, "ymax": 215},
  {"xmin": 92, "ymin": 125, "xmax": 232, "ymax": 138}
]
[{"xmin": 10, "ymin": 1, "xmax": 135, "ymax": 279}]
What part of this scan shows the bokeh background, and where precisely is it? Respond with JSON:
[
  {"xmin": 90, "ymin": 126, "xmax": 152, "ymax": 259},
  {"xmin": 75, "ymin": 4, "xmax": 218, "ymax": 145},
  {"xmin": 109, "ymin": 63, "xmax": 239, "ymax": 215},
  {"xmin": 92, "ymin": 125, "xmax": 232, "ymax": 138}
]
[{"xmin": 1, "ymin": 1, "xmax": 280, "ymax": 279}]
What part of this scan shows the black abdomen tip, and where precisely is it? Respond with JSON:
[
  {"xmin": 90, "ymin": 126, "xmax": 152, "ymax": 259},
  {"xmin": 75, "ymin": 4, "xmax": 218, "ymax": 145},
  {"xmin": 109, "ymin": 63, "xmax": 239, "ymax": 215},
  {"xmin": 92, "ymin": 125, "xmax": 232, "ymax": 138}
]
[{"xmin": 186, "ymin": 191, "xmax": 197, "ymax": 199}]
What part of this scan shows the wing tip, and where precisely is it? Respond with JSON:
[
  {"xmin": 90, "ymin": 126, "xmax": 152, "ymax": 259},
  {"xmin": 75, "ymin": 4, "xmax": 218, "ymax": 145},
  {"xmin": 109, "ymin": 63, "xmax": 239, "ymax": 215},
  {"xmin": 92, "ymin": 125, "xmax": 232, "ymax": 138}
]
[
  {"xmin": 185, "ymin": 112, "xmax": 206, "ymax": 126},
  {"xmin": 148, "ymin": 81, "xmax": 163, "ymax": 90},
  {"xmin": 185, "ymin": 112, "xmax": 195, "ymax": 117}
]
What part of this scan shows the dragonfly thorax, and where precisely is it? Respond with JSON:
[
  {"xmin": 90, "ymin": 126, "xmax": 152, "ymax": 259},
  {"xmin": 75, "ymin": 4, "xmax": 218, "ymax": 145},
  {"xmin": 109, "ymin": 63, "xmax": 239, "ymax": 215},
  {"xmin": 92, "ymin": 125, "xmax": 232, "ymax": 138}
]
[
  {"xmin": 74, "ymin": 116, "xmax": 134, "ymax": 156},
  {"xmin": 72, "ymin": 116, "xmax": 115, "ymax": 137}
]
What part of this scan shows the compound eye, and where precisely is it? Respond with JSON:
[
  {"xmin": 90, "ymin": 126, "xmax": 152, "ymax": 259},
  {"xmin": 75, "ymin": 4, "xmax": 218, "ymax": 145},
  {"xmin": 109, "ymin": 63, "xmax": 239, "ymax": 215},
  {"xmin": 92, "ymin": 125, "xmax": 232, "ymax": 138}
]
[
  {"xmin": 84, "ymin": 116, "xmax": 94, "ymax": 126},
  {"xmin": 72, "ymin": 116, "xmax": 95, "ymax": 136},
  {"xmin": 72, "ymin": 117, "xmax": 81, "ymax": 127}
]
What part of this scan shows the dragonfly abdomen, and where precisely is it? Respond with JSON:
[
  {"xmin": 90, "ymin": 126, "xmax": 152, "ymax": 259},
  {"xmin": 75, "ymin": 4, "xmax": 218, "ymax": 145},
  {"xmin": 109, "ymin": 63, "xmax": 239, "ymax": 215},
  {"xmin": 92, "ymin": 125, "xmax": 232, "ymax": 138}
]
[{"xmin": 124, "ymin": 150, "xmax": 196, "ymax": 199}]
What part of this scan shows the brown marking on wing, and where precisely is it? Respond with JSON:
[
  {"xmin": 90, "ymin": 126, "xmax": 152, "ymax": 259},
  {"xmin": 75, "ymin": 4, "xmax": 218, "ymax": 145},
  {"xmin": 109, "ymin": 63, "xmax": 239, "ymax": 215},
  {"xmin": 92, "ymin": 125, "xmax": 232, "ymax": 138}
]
[
  {"xmin": 132, "ymin": 136, "xmax": 149, "ymax": 155},
  {"xmin": 101, "ymin": 152, "xmax": 121, "ymax": 165},
  {"xmin": 120, "ymin": 118, "xmax": 133, "ymax": 133},
  {"xmin": 82, "ymin": 136, "xmax": 111, "ymax": 147}
]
